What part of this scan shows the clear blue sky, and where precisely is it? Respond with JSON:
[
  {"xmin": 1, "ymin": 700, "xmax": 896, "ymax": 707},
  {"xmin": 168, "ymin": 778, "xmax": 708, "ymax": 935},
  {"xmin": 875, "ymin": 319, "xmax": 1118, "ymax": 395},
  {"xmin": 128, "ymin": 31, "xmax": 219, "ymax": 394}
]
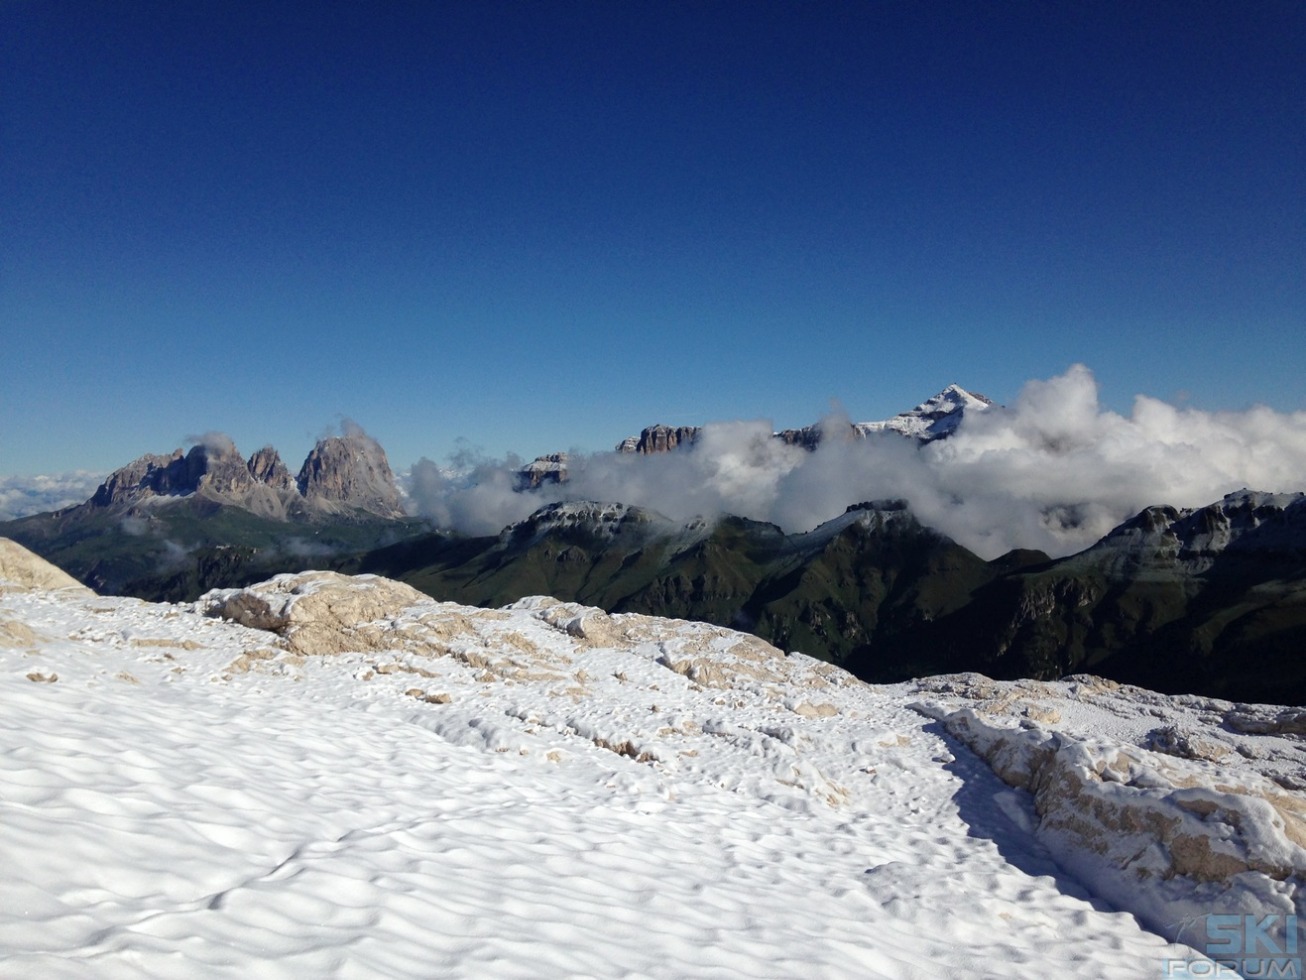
[{"xmin": 3, "ymin": 0, "xmax": 1302, "ymax": 477}]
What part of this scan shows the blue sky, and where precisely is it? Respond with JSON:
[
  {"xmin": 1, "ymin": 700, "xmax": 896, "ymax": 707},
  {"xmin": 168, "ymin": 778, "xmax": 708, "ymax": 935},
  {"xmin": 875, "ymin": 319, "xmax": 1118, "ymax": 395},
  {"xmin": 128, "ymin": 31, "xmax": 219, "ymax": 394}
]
[{"xmin": 3, "ymin": 0, "xmax": 1302, "ymax": 477}]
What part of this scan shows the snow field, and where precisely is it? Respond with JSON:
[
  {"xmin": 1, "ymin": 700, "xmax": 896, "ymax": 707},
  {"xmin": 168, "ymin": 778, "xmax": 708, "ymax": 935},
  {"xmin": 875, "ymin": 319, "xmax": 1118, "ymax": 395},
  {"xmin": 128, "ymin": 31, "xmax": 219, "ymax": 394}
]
[{"xmin": 0, "ymin": 580, "xmax": 1205, "ymax": 977}]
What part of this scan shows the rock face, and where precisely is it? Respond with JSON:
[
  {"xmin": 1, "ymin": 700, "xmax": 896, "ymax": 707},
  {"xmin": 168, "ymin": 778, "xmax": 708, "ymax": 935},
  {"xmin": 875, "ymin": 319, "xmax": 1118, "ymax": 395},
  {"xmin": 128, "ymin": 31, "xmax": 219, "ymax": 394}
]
[
  {"xmin": 86, "ymin": 429, "xmax": 405, "ymax": 522},
  {"xmin": 90, "ymin": 450, "xmax": 189, "ymax": 506},
  {"xmin": 615, "ymin": 424, "xmax": 703, "ymax": 455},
  {"xmin": 296, "ymin": 431, "xmax": 404, "ymax": 519},
  {"xmin": 246, "ymin": 447, "xmax": 295, "ymax": 492},
  {"xmin": 1080, "ymin": 489, "xmax": 1306, "ymax": 577},
  {"xmin": 775, "ymin": 424, "xmax": 826, "ymax": 450}
]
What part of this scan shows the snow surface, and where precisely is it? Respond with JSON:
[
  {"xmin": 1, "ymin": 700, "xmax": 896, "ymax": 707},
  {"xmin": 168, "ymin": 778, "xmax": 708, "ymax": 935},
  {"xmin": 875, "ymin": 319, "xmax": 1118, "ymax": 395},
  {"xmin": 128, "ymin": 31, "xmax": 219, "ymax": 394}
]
[{"xmin": 0, "ymin": 568, "xmax": 1273, "ymax": 978}]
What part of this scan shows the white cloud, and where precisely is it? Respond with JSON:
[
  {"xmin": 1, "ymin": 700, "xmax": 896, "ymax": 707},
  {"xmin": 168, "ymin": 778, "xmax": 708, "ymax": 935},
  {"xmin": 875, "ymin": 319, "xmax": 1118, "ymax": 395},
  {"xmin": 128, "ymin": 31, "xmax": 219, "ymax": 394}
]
[
  {"xmin": 0, "ymin": 472, "xmax": 105, "ymax": 522},
  {"xmin": 404, "ymin": 365, "xmax": 1306, "ymax": 559}
]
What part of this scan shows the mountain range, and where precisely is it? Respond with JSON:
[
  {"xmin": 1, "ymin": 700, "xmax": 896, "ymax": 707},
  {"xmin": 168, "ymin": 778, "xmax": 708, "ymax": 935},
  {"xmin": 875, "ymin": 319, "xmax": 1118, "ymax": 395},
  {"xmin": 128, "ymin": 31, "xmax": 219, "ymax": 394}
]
[
  {"xmin": 3, "ymin": 386, "xmax": 1303, "ymax": 704},
  {"xmin": 619, "ymin": 384, "xmax": 993, "ymax": 453},
  {"xmin": 88, "ymin": 428, "xmax": 405, "ymax": 520},
  {"xmin": 0, "ymin": 428, "xmax": 423, "ymax": 597},
  {"xmin": 526, "ymin": 383, "xmax": 992, "ymax": 484},
  {"xmin": 346, "ymin": 490, "xmax": 1306, "ymax": 705}
]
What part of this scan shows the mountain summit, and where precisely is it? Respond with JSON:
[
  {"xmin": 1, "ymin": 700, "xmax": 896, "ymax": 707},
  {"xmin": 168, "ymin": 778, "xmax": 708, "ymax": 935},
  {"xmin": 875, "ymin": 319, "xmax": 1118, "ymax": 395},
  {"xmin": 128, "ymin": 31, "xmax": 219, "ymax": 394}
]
[
  {"xmin": 296, "ymin": 431, "xmax": 405, "ymax": 518},
  {"xmin": 853, "ymin": 384, "xmax": 993, "ymax": 441}
]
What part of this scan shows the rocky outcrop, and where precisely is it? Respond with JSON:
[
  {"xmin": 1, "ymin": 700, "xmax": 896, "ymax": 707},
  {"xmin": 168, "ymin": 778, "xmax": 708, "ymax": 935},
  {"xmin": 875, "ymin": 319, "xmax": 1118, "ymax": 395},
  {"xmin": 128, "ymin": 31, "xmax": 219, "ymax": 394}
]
[
  {"xmin": 775, "ymin": 424, "xmax": 827, "ymax": 450},
  {"xmin": 203, "ymin": 570, "xmax": 432, "ymax": 655},
  {"xmin": 0, "ymin": 538, "xmax": 93, "ymax": 593},
  {"xmin": 912, "ymin": 684, "xmax": 1306, "ymax": 948},
  {"xmin": 84, "ymin": 429, "xmax": 405, "ymax": 522},
  {"xmin": 296, "ymin": 431, "xmax": 404, "ymax": 518},
  {"xmin": 203, "ymin": 571, "xmax": 807, "ymax": 700}
]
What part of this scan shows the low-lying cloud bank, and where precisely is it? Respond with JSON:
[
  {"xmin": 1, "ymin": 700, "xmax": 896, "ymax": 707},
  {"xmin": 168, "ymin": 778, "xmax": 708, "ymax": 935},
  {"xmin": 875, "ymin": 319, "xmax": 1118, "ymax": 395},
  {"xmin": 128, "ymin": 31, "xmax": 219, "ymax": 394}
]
[
  {"xmin": 0, "ymin": 472, "xmax": 106, "ymax": 522},
  {"xmin": 406, "ymin": 365, "xmax": 1306, "ymax": 559}
]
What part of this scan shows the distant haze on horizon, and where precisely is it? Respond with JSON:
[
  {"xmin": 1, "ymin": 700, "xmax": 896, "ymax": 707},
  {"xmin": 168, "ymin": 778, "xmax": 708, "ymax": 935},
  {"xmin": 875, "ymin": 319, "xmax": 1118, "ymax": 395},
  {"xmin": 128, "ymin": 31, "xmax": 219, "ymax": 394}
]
[{"xmin": 2, "ymin": 1, "xmax": 1302, "ymax": 479}]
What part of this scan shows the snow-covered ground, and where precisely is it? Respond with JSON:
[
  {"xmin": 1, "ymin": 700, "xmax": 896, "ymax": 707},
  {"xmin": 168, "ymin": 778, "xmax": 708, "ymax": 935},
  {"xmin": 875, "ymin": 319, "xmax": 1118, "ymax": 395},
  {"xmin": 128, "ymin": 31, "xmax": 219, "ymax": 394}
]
[{"xmin": 2, "ymin": 545, "xmax": 1301, "ymax": 978}]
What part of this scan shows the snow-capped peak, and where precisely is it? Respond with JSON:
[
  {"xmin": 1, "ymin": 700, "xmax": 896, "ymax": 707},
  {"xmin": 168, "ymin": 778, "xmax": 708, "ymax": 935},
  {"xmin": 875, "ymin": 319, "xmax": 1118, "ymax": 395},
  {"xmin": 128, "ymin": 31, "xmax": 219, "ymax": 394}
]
[{"xmin": 855, "ymin": 384, "xmax": 993, "ymax": 441}]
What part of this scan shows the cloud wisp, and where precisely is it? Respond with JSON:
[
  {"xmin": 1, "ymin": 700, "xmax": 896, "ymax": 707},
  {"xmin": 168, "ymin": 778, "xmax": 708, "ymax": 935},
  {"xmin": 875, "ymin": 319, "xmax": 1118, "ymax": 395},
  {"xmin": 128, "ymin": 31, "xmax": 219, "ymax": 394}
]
[{"xmin": 403, "ymin": 366, "xmax": 1306, "ymax": 559}]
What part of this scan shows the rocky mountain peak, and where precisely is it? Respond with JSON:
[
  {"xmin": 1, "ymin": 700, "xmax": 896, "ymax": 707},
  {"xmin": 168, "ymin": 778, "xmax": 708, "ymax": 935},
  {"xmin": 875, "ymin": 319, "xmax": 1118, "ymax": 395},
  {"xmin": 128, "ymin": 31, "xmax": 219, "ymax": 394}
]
[
  {"xmin": 86, "ymin": 428, "xmax": 406, "ymax": 521},
  {"xmin": 187, "ymin": 440, "xmax": 256, "ymax": 497},
  {"xmin": 89, "ymin": 439, "xmax": 255, "ymax": 506},
  {"xmin": 90, "ymin": 450, "xmax": 187, "ymax": 507},
  {"xmin": 246, "ymin": 446, "xmax": 295, "ymax": 491},
  {"xmin": 296, "ymin": 431, "xmax": 404, "ymax": 519},
  {"xmin": 854, "ymin": 385, "xmax": 992, "ymax": 441}
]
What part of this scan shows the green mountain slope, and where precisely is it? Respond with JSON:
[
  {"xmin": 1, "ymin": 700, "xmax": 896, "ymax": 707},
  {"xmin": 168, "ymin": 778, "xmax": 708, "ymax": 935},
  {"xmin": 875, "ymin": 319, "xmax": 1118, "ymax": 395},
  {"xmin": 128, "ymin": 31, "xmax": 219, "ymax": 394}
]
[
  {"xmin": 863, "ymin": 491, "xmax": 1306, "ymax": 703},
  {"xmin": 349, "ymin": 500, "xmax": 1019, "ymax": 669},
  {"xmin": 1, "ymin": 499, "xmax": 429, "ymax": 601}
]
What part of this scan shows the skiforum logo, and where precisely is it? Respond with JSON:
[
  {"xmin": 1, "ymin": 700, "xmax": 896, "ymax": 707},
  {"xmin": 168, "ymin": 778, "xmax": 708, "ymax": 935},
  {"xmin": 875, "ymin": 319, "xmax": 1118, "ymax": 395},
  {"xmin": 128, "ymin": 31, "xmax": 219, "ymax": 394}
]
[{"xmin": 1162, "ymin": 914, "xmax": 1301, "ymax": 978}]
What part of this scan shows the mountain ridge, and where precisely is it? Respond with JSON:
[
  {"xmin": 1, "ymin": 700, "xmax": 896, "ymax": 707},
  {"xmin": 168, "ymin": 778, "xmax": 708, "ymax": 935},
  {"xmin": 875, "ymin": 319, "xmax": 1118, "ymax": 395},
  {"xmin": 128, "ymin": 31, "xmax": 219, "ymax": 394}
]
[
  {"xmin": 3, "ymin": 388, "xmax": 1304, "ymax": 703},
  {"xmin": 613, "ymin": 383, "xmax": 993, "ymax": 456},
  {"xmin": 87, "ymin": 428, "xmax": 404, "ymax": 521},
  {"xmin": 350, "ymin": 489, "xmax": 1306, "ymax": 703}
]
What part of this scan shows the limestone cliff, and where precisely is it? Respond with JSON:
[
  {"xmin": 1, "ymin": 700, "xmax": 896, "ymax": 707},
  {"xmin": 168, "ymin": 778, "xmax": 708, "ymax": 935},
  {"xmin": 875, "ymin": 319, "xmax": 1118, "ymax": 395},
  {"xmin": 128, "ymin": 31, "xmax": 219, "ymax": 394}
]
[{"xmin": 615, "ymin": 424, "xmax": 703, "ymax": 455}]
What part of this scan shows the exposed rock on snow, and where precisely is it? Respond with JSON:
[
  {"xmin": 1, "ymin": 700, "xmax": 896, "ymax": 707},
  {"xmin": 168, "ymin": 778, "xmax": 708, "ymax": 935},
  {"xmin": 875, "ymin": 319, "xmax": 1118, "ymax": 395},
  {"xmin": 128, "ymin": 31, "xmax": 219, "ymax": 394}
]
[
  {"xmin": 911, "ymin": 674, "xmax": 1306, "ymax": 948},
  {"xmin": 202, "ymin": 571, "xmax": 435, "ymax": 655},
  {"xmin": 1226, "ymin": 707, "xmax": 1306, "ymax": 738}
]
